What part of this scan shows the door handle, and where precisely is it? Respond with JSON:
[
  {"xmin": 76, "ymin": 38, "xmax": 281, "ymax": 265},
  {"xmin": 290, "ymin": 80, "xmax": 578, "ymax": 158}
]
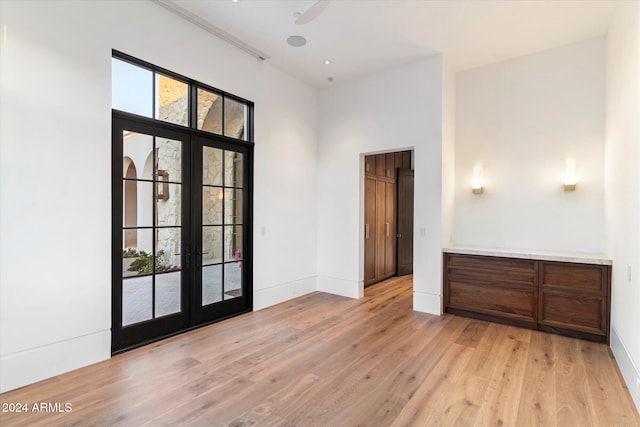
[
  {"xmin": 365, "ymin": 224, "xmax": 370, "ymax": 239},
  {"xmin": 386, "ymin": 222, "xmax": 389, "ymax": 237},
  {"xmin": 176, "ymin": 247, "xmax": 191, "ymax": 268},
  {"xmin": 397, "ymin": 234, "xmax": 402, "ymax": 238}
]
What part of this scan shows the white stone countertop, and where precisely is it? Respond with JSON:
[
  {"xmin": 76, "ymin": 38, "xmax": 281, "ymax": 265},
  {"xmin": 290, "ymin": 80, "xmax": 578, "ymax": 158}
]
[{"xmin": 442, "ymin": 246, "xmax": 612, "ymax": 265}]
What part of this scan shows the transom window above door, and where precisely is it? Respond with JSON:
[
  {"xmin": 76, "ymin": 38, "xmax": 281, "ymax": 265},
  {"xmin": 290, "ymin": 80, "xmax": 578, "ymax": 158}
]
[{"xmin": 112, "ymin": 52, "xmax": 251, "ymax": 142}]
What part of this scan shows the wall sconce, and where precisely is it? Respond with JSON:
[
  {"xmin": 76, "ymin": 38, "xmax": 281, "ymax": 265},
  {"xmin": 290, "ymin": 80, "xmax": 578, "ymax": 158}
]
[
  {"xmin": 157, "ymin": 169, "xmax": 169, "ymax": 201},
  {"xmin": 563, "ymin": 158, "xmax": 576, "ymax": 191},
  {"xmin": 472, "ymin": 165, "xmax": 483, "ymax": 194}
]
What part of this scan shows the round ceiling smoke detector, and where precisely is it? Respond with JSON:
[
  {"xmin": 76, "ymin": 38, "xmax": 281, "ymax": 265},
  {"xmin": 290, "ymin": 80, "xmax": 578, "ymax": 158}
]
[{"xmin": 287, "ymin": 35, "xmax": 307, "ymax": 47}]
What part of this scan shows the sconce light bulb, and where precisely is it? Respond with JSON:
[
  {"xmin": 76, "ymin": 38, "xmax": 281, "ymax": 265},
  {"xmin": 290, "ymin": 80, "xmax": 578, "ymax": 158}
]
[
  {"xmin": 472, "ymin": 165, "xmax": 484, "ymax": 194},
  {"xmin": 564, "ymin": 158, "xmax": 577, "ymax": 191}
]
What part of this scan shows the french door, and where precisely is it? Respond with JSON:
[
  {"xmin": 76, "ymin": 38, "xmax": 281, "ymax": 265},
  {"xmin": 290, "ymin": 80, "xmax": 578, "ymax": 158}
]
[{"xmin": 112, "ymin": 114, "xmax": 252, "ymax": 352}]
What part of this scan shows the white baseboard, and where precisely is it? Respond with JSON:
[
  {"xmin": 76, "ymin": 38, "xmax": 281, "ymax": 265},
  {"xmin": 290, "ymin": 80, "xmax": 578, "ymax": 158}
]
[
  {"xmin": 0, "ymin": 330, "xmax": 111, "ymax": 393},
  {"xmin": 316, "ymin": 276, "xmax": 363, "ymax": 299},
  {"xmin": 413, "ymin": 291, "xmax": 442, "ymax": 315},
  {"xmin": 253, "ymin": 276, "xmax": 317, "ymax": 310},
  {"xmin": 610, "ymin": 327, "xmax": 640, "ymax": 412}
]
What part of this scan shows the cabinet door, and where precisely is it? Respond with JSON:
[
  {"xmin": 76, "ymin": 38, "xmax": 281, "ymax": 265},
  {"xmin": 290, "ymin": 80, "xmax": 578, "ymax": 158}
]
[
  {"xmin": 364, "ymin": 155, "xmax": 375, "ymax": 175},
  {"xmin": 364, "ymin": 176, "xmax": 377, "ymax": 285},
  {"xmin": 444, "ymin": 254, "xmax": 538, "ymax": 325},
  {"xmin": 385, "ymin": 152, "xmax": 396, "ymax": 180},
  {"xmin": 375, "ymin": 180, "xmax": 386, "ymax": 279},
  {"xmin": 538, "ymin": 261, "xmax": 609, "ymax": 338},
  {"xmin": 384, "ymin": 181, "xmax": 396, "ymax": 276},
  {"xmin": 538, "ymin": 289, "xmax": 607, "ymax": 336},
  {"xmin": 375, "ymin": 153, "xmax": 386, "ymax": 177}
]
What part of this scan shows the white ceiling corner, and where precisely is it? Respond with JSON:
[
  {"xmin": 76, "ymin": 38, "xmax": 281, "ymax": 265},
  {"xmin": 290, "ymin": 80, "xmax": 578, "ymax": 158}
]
[{"xmin": 160, "ymin": 0, "xmax": 617, "ymax": 89}]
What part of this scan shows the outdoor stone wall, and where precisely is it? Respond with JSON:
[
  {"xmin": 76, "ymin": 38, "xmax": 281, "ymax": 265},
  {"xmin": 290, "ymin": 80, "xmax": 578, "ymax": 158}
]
[
  {"xmin": 122, "ymin": 84, "xmax": 244, "ymax": 270},
  {"xmin": 156, "ymin": 137, "xmax": 182, "ymax": 268}
]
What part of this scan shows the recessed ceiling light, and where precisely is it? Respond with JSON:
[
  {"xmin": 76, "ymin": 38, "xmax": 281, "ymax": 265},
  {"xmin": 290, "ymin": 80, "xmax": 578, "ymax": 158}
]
[
  {"xmin": 232, "ymin": 0, "xmax": 239, "ymax": 3},
  {"xmin": 287, "ymin": 35, "xmax": 307, "ymax": 47},
  {"xmin": 324, "ymin": 60, "xmax": 331, "ymax": 65}
]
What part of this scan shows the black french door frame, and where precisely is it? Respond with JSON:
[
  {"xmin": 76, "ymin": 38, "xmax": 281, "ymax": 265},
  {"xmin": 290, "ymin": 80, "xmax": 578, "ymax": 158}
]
[{"xmin": 112, "ymin": 110, "xmax": 254, "ymax": 353}]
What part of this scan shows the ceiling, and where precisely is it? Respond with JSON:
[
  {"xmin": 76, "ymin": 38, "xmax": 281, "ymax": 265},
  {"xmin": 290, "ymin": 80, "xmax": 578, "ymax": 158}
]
[{"xmin": 162, "ymin": 0, "xmax": 617, "ymax": 88}]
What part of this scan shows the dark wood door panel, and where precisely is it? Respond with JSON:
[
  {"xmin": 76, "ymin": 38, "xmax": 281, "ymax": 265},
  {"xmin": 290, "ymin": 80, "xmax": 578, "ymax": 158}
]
[
  {"xmin": 541, "ymin": 262, "xmax": 607, "ymax": 294},
  {"xmin": 365, "ymin": 155, "xmax": 375, "ymax": 175},
  {"xmin": 397, "ymin": 168, "xmax": 414, "ymax": 276},
  {"xmin": 447, "ymin": 254, "xmax": 537, "ymax": 275},
  {"xmin": 383, "ymin": 181, "xmax": 396, "ymax": 277},
  {"xmin": 539, "ymin": 289, "xmax": 606, "ymax": 336},
  {"xmin": 385, "ymin": 152, "xmax": 396, "ymax": 180},
  {"xmin": 446, "ymin": 254, "xmax": 537, "ymax": 288},
  {"xmin": 375, "ymin": 180, "xmax": 386, "ymax": 279},
  {"xmin": 364, "ymin": 176, "xmax": 377, "ymax": 285},
  {"xmin": 447, "ymin": 281, "xmax": 537, "ymax": 323},
  {"xmin": 375, "ymin": 153, "xmax": 386, "ymax": 177}
]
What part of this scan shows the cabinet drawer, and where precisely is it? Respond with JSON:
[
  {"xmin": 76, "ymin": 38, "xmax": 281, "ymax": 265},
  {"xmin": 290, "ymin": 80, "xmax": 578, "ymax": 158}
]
[
  {"xmin": 447, "ymin": 254, "xmax": 537, "ymax": 289},
  {"xmin": 541, "ymin": 262, "xmax": 607, "ymax": 294},
  {"xmin": 539, "ymin": 289, "xmax": 607, "ymax": 336},
  {"xmin": 447, "ymin": 280, "xmax": 537, "ymax": 323}
]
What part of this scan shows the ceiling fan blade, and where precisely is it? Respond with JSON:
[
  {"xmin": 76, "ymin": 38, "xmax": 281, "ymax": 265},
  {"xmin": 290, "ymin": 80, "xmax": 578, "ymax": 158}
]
[{"xmin": 295, "ymin": 0, "xmax": 330, "ymax": 25}]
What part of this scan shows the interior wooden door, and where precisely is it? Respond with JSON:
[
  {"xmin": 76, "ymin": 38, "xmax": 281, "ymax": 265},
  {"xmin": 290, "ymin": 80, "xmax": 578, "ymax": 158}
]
[
  {"xmin": 397, "ymin": 168, "xmax": 414, "ymax": 276},
  {"xmin": 384, "ymin": 181, "xmax": 397, "ymax": 277},
  {"xmin": 364, "ymin": 176, "xmax": 377, "ymax": 285}
]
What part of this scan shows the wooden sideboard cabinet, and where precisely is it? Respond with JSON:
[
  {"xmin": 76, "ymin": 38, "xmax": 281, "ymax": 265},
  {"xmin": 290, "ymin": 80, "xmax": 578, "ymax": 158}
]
[{"xmin": 443, "ymin": 252, "xmax": 611, "ymax": 343}]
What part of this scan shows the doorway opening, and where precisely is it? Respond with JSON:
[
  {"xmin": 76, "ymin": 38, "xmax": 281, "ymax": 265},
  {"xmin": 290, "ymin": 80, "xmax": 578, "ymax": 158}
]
[
  {"xmin": 111, "ymin": 51, "xmax": 254, "ymax": 353},
  {"xmin": 363, "ymin": 150, "xmax": 414, "ymax": 291}
]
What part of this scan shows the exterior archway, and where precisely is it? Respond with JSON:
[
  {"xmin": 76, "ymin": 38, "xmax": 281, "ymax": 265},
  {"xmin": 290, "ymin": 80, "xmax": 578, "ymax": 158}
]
[{"xmin": 123, "ymin": 157, "xmax": 137, "ymax": 248}]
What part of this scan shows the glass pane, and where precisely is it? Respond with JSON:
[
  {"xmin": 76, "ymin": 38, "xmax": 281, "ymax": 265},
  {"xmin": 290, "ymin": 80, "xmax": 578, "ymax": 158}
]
[
  {"xmin": 122, "ymin": 275, "xmax": 152, "ymax": 326},
  {"xmin": 123, "ymin": 131, "xmax": 153, "ymax": 179},
  {"xmin": 224, "ymin": 151, "xmax": 243, "ymax": 188},
  {"xmin": 156, "ymin": 138, "xmax": 182, "ymax": 183},
  {"xmin": 202, "ymin": 226, "xmax": 222, "ymax": 265},
  {"xmin": 155, "ymin": 74, "xmax": 188, "ymax": 126},
  {"xmin": 224, "ymin": 97, "xmax": 247, "ymax": 140},
  {"xmin": 197, "ymin": 88, "xmax": 222, "ymax": 135},
  {"xmin": 224, "ymin": 189, "xmax": 243, "ymax": 225},
  {"xmin": 156, "ymin": 228, "xmax": 182, "ymax": 272},
  {"xmin": 224, "ymin": 262, "xmax": 242, "ymax": 300},
  {"xmin": 112, "ymin": 58, "xmax": 152, "ymax": 117},
  {"xmin": 203, "ymin": 187, "xmax": 223, "ymax": 225},
  {"xmin": 122, "ymin": 229, "xmax": 153, "ymax": 277},
  {"xmin": 202, "ymin": 264, "xmax": 222, "ymax": 305},
  {"xmin": 122, "ymin": 180, "xmax": 153, "ymax": 228},
  {"xmin": 203, "ymin": 147, "xmax": 223, "ymax": 186},
  {"xmin": 156, "ymin": 184, "xmax": 181, "ymax": 227},
  {"xmin": 156, "ymin": 271, "xmax": 181, "ymax": 317},
  {"xmin": 224, "ymin": 226, "xmax": 242, "ymax": 262}
]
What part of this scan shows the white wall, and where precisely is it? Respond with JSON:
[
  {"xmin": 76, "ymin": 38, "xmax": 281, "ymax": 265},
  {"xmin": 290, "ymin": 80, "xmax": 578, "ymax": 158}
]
[
  {"xmin": 454, "ymin": 38, "xmax": 607, "ymax": 254},
  {"xmin": 0, "ymin": 0, "xmax": 318, "ymax": 392},
  {"xmin": 441, "ymin": 58, "xmax": 456, "ymax": 248},
  {"xmin": 605, "ymin": 0, "xmax": 640, "ymax": 411},
  {"xmin": 317, "ymin": 57, "xmax": 444, "ymax": 313}
]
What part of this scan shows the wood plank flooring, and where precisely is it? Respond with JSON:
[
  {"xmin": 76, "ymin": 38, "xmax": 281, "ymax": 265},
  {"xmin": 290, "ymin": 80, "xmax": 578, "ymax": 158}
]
[{"xmin": 1, "ymin": 276, "xmax": 638, "ymax": 426}]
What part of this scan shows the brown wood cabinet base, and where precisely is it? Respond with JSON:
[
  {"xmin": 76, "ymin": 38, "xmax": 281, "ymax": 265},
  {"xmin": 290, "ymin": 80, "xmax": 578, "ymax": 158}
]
[{"xmin": 443, "ymin": 253, "xmax": 611, "ymax": 344}]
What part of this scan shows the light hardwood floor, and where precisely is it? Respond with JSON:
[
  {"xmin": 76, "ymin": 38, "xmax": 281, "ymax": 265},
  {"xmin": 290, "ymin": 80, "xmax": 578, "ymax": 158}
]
[{"xmin": 1, "ymin": 276, "xmax": 638, "ymax": 426}]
